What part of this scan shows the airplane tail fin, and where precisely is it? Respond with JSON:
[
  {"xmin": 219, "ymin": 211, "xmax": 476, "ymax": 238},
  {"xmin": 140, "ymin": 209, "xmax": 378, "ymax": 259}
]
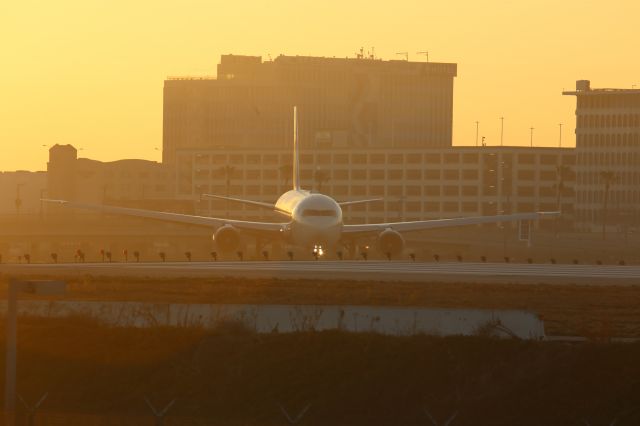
[{"xmin": 292, "ymin": 106, "xmax": 301, "ymax": 190}]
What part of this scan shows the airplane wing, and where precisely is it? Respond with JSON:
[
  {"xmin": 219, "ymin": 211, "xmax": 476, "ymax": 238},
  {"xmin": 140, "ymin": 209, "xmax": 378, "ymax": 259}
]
[
  {"xmin": 42, "ymin": 199, "xmax": 287, "ymax": 232},
  {"xmin": 338, "ymin": 198, "xmax": 384, "ymax": 207},
  {"xmin": 201, "ymin": 194, "xmax": 289, "ymax": 215},
  {"xmin": 342, "ymin": 212, "xmax": 560, "ymax": 234}
]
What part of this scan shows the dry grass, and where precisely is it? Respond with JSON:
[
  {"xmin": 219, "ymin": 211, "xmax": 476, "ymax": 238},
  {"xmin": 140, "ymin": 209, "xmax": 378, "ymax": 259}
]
[
  {"xmin": 2, "ymin": 274, "xmax": 637, "ymax": 337},
  {"xmin": 1, "ymin": 317, "xmax": 640, "ymax": 425}
]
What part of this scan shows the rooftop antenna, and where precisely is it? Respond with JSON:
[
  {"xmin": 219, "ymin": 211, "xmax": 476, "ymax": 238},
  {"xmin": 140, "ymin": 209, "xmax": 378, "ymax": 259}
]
[
  {"xmin": 396, "ymin": 52, "xmax": 409, "ymax": 61},
  {"xmin": 416, "ymin": 51, "xmax": 429, "ymax": 62}
]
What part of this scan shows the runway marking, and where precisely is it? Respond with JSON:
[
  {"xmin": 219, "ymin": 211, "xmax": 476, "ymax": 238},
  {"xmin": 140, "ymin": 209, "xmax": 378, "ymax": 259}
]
[{"xmin": 2, "ymin": 261, "xmax": 640, "ymax": 285}]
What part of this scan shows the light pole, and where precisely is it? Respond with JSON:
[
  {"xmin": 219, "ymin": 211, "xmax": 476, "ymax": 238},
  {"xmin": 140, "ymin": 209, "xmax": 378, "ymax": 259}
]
[
  {"xmin": 558, "ymin": 123, "xmax": 563, "ymax": 148},
  {"xmin": 416, "ymin": 51, "xmax": 429, "ymax": 62},
  {"xmin": 15, "ymin": 184, "xmax": 24, "ymax": 217},
  {"xmin": 475, "ymin": 121, "xmax": 479, "ymax": 146},
  {"xmin": 500, "ymin": 116, "xmax": 504, "ymax": 146},
  {"xmin": 529, "ymin": 127, "xmax": 535, "ymax": 147}
]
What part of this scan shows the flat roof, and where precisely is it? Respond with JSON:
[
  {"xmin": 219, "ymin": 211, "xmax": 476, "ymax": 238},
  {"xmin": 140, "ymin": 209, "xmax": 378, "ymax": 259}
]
[{"xmin": 563, "ymin": 88, "xmax": 640, "ymax": 96}]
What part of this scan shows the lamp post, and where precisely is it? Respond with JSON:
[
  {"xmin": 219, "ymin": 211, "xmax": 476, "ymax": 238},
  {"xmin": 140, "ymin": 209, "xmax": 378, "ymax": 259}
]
[
  {"xmin": 558, "ymin": 123, "xmax": 563, "ymax": 148},
  {"xmin": 529, "ymin": 127, "xmax": 535, "ymax": 147},
  {"xmin": 15, "ymin": 184, "xmax": 24, "ymax": 217},
  {"xmin": 500, "ymin": 116, "xmax": 504, "ymax": 146}
]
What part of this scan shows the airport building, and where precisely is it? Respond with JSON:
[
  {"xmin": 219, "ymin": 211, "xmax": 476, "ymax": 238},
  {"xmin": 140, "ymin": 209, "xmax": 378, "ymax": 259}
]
[
  {"xmin": 163, "ymin": 54, "xmax": 457, "ymax": 164},
  {"xmin": 563, "ymin": 81, "xmax": 640, "ymax": 232},
  {"xmin": 175, "ymin": 146, "xmax": 576, "ymax": 227},
  {"xmin": 0, "ymin": 171, "xmax": 47, "ymax": 216},
  {"xmin": 46, "ymin": 144, "xmax": 185, "ymax": 212}
]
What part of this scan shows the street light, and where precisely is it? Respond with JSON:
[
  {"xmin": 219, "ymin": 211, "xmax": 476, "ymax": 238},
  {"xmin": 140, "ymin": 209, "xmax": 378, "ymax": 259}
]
[
  {"xmin": 529, "ymin": 127, "xmax": 535, "ymax": 147},
  {"xmin": 15, "ymin": 184, "xmax": 24, "ymax": 216},
  {"xmin": 558, "ymin": 123, "xmax": 563, "ymax": 148}
]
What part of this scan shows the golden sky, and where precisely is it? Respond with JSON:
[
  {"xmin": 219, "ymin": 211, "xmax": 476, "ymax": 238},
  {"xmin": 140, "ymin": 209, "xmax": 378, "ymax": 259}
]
[{"xmin": 1, "ymin": 0, "xmax": 638, "ymax": 171}]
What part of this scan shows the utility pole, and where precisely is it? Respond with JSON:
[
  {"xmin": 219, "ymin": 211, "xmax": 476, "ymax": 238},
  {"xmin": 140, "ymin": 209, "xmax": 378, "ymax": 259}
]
[
  {"xmin": 500, "ymin": 116, "xmax": 504, "ymax": 146},
  {"xmin": 475, "ymin": 121, "xmax": 479, "ymax": 147},
  {"xmin": 558, "ymin": 123, "xmax": 563, "ymax": 147},
  {"xmin": 530, "ymin": 127, "xmax": 535, "ymax": 147}
]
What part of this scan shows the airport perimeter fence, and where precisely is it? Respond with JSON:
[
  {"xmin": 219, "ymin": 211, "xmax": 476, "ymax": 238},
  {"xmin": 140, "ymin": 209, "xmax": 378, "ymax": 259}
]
[{"xmin": 2, "ymin": 411, "xmax": 217, "ymax": 426}]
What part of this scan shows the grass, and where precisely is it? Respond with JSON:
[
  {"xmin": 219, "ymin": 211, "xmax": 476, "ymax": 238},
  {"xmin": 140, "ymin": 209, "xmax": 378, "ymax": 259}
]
[
  {"xmin": 2, "ymin": 274, "xmax": 639, "ymax": 337},
  {"xmin": 1, "ymin": 317, "xmax": 640, "ymax": 425}
]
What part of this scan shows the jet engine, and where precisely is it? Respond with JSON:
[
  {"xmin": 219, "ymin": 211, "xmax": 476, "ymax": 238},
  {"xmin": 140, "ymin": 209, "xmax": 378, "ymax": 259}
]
[
  {"xmin": 212, "ymin": 225, "xmax": 241, "ymax": 252},
  {"xmin": 377, "ymin": 228, "xmax": 405, "ymax": 257}
]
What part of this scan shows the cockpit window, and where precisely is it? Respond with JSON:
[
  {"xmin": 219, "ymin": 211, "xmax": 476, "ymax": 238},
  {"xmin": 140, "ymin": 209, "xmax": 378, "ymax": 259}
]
[{"xmin": 302, "ymin": 209, "xmax": 336, "ymax": 217}]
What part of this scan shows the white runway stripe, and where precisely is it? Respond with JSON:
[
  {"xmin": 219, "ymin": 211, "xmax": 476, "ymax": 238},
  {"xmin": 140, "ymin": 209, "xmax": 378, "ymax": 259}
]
[{"xmin": 2, "ymin": 261, "xmax": 640, "ymax": 285}]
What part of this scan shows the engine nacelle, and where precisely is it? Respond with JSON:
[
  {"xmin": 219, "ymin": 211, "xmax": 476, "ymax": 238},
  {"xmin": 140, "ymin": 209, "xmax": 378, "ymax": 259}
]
[
  {"xmin": 377, "ymin": 228, "xmax": 405, "ymax": 257},
  {"xmin": 212, "ymin": 225, "xmax": 241, "ymax": 252}
]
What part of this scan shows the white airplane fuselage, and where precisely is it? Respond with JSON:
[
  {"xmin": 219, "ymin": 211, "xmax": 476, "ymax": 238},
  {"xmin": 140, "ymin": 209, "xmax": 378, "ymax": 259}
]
[{"xmin": 275, "ymin": 190, "xmax": 343, "ymax": 249}]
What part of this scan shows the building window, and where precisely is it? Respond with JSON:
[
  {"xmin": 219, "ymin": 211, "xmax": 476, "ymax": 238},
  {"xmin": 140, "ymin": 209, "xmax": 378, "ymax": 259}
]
[
  {"xmin": 443, "ymin": 186, "xmax": 459, "ymax": 196},
  {"xmin": 462, "ymin": 186, "xmax": 478, "ymax": 196},
  {"xmin": 351, "ymin": 170, "xmax": 366, "ymax": 180},
  {"xmin": 387, "ymin": 170, "xmax": 403, "ymax": 180},
  {"xmin": 518, "ymin": 154, "xmax": 535, "ymax": 164},
  {"xmin": 424, "ymin": 186, "xmax": 440, "ymax": 196},
  {"xmin": 333, "ymin": 170, "xmax": 348, "ymax": 180},
  {"xmin": 462, "ymin": 169, "xmax": 478, "ymax": 180},
  {"xmin": 370, "ymin": 154, "xmax": 385, "ymax": 164},
  {"xmin": 443, "ymin": 201, "xmax": 458, "ymax": 212},
  {"xmin": 462, "ymin": 202, "xmax": 477, "ymax": 212},
  {"xmin": 424, "ymin": 170, "xmax": 440, "ymax": 180},
  {"xmin": 443, "ymin": 169, "xmax": 459, "ymax": 180}
]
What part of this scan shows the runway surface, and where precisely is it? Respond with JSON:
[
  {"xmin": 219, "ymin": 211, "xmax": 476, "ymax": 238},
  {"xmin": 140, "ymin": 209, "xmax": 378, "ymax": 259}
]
[{"xmin": 2, "ymin": 261, "xmax": 640, "ymax": 285}]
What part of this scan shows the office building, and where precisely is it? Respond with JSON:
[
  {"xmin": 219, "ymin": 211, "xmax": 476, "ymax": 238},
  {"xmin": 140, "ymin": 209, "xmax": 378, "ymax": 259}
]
[
  {"xmin": 46, "ymin": 144, "xmax": 181, "ymax": 211},
  {"xmin": 563, "ymin": 80, "xmax": 640, "ymax": 232},
  {"xmin": 163, "ymin": 54, "xmax": 457, "ymax": 163},
  {"xmin": 175, "ymin": 146, "xmax": 575, "ymax": 226}
]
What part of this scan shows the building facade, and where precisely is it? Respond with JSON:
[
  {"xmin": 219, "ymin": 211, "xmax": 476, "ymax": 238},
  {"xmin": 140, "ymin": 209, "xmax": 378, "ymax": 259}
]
[
  {"xmin": 174, "ymin": 146, "xmax": 575, "ymax": 227},
  {"xmin": 564, "ymin": 80, "xmax": 640, "ymax": 232},
  {"xmin": 46, "ymin": 144, "xmax": 183, "ymax": 212},
  {"xmin": 163, "ymin": 54, "xmax": 457, "ymax": 164},
  {"xmin": 0, "ymin": 171, "xmax": 47, "ymax": 216}
]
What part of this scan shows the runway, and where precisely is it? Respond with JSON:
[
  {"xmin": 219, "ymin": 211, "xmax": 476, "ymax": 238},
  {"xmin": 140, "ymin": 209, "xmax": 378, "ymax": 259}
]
[{"xmin": 2, "ymin": 261, "xmax": 640, "ymax": 285}]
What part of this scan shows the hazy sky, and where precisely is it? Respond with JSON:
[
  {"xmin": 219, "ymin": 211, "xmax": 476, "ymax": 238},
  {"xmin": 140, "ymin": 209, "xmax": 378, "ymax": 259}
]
[{"xmin": 1, "ymin": 0, "xmax": 638, "ymax": 171}]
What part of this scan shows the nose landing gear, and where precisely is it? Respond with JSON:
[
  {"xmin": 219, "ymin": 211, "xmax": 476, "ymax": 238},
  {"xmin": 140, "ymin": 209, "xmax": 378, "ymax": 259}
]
[{"xmin": 312, "ymin": 244, "xmax": 324, "ymax": 260}]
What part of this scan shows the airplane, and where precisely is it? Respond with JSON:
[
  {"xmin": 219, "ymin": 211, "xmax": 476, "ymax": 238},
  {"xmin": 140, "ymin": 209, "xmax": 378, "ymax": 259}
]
[{"xmin": 44, "ymin": 107, "xmax": 559, "ymax": 259}]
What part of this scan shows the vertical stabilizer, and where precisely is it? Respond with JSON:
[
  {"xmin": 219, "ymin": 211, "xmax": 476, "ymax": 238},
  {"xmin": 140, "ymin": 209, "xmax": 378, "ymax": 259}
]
[{"xmin": 292, "ymin": 106, "xmax": 301, "ymax": 190}]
